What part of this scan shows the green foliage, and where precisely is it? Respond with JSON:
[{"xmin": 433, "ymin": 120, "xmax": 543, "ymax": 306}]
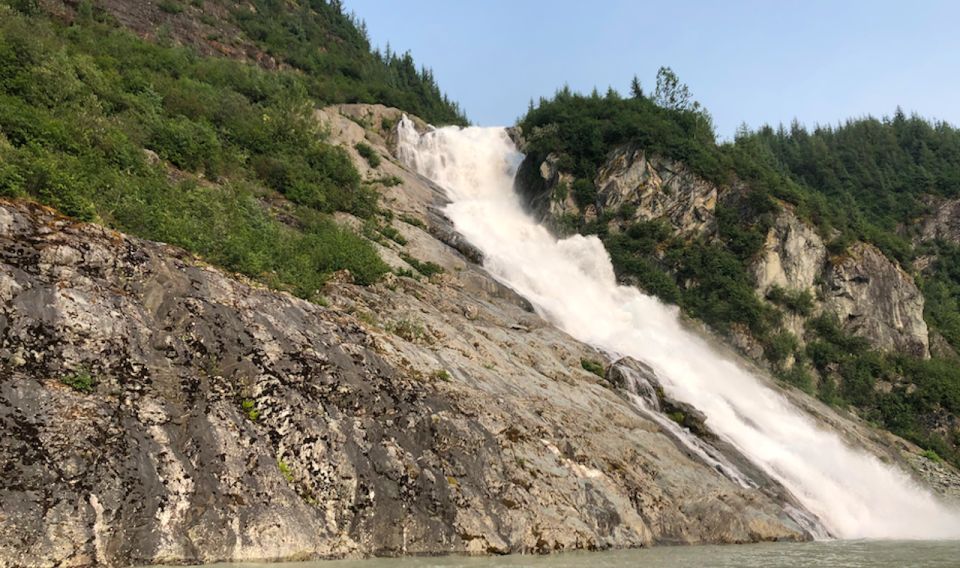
[
  {"xmin": 378, "ymin": 223, "xmax": 406, "ymax": 245},
  {"xmin": 777, "ymin": 364, "xmax": 814, "ymax": 394},
  {"xmin": 400, "ymin": 253, "xmax": 444, "ymax": 278},
  {"xmin": 571, "ymin": 178, "xmax": 597, "ymax": 209},
  {"xmin": 733, "ymin": 110, "xmax": 960, "ymax": 262},
  {"xmin": 653, "ymin": 66, "xmax": 698, "ymax": 113},
  {"xmin": 430, "ymin": 369, "xmax": 451, "ymax": 382},
  {"xmin": 355, "ymin": 141, "xmax": 381, "ymax": 168},
  {"xmin": 278, "ymin": 459, "xmax": 294, "ymax": 482},
  {"xmin": 921, "ymin": 241, "xmax": 960, "ymax": 350},
  {"xmin": 580, "ymin": 358, "xmax": 605, "ymax": 378},
  {"xmin": 232, "ymin": 0, "xmax": 467, "ymax": 126},
  {"xmin": 241, "ymin": 399, "xmax": 259, "ymax": 421},
  {"xmin": 399, "ymin": 213, "xmax": 426, "ymax": 230},
  {"xmin": 60, "ymin": 369, "xmax": 96, "ymax": 393},
  {"xmin": 921, "ymin": 449, "xmax": 942, "ymax": 463},
  {"xmin": 802, "ymin": 313, "xmax": 960, "ymax": 467},
  {"xmin": 519, "ymin": 82, "xmax": 726, "ymax": 187},
  {"xmin": 388, "ymin": 318, "xmax": 427, "ymax": 342},
  {"xmin": 766, "ymin": 285, "xmax": 815, "ymax": 316},
  {"xmin": 0, "ymin": 8, "xmax": 388, "ymax": 298},
  {"xmin": 157, "ymin": 1, "xmax": 184, "ymax": 15}
]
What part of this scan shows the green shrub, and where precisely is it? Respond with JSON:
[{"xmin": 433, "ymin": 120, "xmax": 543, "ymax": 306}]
[
  {"xmin": 355, "ymin": 141, "xmax": 381, "ymax": 168},
  {"xmin": 60, "ymin": 369, "xmax": 96, "ymax": 393},
  {"xmin": 157, "ymin": 1, "xmax": 184, "ymax": 15},
  {"xmin": 388, "ymin": 318, "xmax": 427, "ymax": 342},
  {"xmin": 765, "ymin": 285, "xmax": 815, "ymax": 316},
  {"xmin": 379, "ymin": 224, "xmax": 407, "ymax": 245},
  {"xmin": 921, "ymin": 449, "xmax": 942, "ymax": 463},
  {"xmin": 399, "ymin": 213, "xmax": 426, "ymax": 229},
  {"xmin": 241, "ymin": 399, "xmax": 259, "ymax": 421},
  {"xmin": 400, "ymin": 253, "xmax": 444, "ymax": 278},
  {"xmin": 580, "ymin": 358, "xmax": 605, "ymax": 378}
]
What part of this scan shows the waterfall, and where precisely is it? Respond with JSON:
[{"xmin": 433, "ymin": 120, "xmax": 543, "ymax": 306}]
[{"xmin": 396, "ymin": 117, "xmax": 960, "ymax": 540}]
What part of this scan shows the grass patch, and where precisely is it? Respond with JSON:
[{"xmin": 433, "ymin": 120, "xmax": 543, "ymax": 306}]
[{"xmin": 400, "ymin": 213, "xmax": 426, "ymax": 229}]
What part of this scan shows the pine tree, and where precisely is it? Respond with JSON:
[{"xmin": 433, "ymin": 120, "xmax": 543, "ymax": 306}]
[{"xmin": 630, "ymin": 75, "xmax": 644, "ymax": 99}]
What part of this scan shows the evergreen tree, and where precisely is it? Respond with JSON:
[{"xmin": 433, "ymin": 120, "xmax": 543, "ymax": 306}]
[{"xmin": 630, "ymin": 74, "xmax": 644, "ymax": 98}]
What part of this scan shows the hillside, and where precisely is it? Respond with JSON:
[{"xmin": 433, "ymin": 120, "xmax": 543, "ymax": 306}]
[
  {"xmin": 515, "ymin": 72, "xmax": 960, "ymax": 468},
  {"xmin": 0, "ymin": 0, "xmax": 465, "ymax": 302}
]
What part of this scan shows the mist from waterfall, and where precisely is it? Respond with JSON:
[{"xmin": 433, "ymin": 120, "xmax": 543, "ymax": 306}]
[{"xmin": 396, "ymin": 117, "xmax": 960, "ymax": 540}]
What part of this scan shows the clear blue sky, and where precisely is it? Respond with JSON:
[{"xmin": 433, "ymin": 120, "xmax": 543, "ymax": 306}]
[{"xmin": 345, "ymin": 0, "xmax": 960, "ymax": 138}]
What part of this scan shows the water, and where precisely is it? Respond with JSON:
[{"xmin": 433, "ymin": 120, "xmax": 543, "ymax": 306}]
[
  {"xmin": 396, "ymin": 119, "xmax": 960, "ymax": 540},
  {"xmin": 167, "ymin": 540, "xmax": 960, "ymax": 568}
]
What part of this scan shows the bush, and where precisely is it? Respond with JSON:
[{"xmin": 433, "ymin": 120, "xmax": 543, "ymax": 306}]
[
  {"xmin": 580, "ymin": 358, "xmax": 605, "ymax": 377},
  {"xmin": 355, "ymin": 141, "xmax": 381, "ymax": 168},
  {"xmin": 61, "ymin": 369, "xmax": 96, "ymax": 393},
  {"xmin": 766, "ymin": 285, "xmax": 815, "ymax": 316},
  {"xmin": 157, "ymin": 1, "xmax": 184, "ymax": 15},
  {"xmin": 400, "ymin": 253, "xmax": 444, "ymax": 278}
]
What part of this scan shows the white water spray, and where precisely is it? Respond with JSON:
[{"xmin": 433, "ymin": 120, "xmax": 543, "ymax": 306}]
[{"xmin": 397, "ymin": 118, "xmax": 960, "ymax": 540}]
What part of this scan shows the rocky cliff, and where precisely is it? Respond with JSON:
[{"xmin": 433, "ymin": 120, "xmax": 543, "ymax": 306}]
[
  {"xmin": 594, "ymin": 145, "xmax": 723, "ymax": 235},
  {"xmin": 0, "ymin": 106, "xmax": 840, "ymax": 567}
]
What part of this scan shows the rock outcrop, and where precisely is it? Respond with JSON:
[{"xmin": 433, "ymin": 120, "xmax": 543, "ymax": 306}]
[
  {"xmin": 516, "ymin": 143, "xmax": 932, "ymax": 359},
  {"xmin": 516, "ymin": 146, "xmax": 723, "ymax": 235},
  {"xmin": 919, "ymin": 197, "xmax": 960, "ymax": 245},
  {"xmin": 822, "ymin": 242, "xmax": 930, "ymax": 358},
  {"xmin": 752, "ymin": 211, "xmax": 826, "ymax": 296},
  {"xmin": 594, "ymin": 145, "xmax": 722, "ymax": 234}
]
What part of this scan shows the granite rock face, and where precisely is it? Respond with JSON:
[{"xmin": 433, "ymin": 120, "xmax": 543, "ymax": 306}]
[
  {"xmin": 0, "ymin": 197, "xmax": 806, "ymax": 566},
  {"xmin": 594, "ymin": 145, "xmax": 722, "ymax": 235},
  {"xmin": 516, "ymin": 146, "xmax": 722, "ymax": 236},
  {"xmin": 752, "ymin": 212, "xmax": 826, "ymax": 296},
  {"xmin": 3, "ymin": 104, "xmax": 954, "ymax": 567},
  {"xmin": 920, "ymin": 197, "xmax": 960, "ymax": 246},
  {"xmin": 822, "ymin": 242, "xmax": 930, "ymax": 358}
]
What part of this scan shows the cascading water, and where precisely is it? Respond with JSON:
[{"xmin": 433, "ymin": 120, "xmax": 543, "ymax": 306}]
[{"xmin": 396, "ymin": 117, "xmax": 960, "ymax": 540}]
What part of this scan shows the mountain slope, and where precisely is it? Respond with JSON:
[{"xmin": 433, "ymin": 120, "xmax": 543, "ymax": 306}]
[
  {"xmin": 515, "ymin": 82, "xmax": 960, "ymax": 468},
  {"xmin": 0, "ymin": 108, "xmax": 821, "ymax": 564}
]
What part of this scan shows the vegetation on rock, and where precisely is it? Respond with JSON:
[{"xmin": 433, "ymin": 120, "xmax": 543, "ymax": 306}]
[
  {"xmin": 0, "ymin": 1, "xmax": 468, "ymax": 295},
  {"xmin": 518, "ymin": 70, "xmax": 960, "ymax": 467}
]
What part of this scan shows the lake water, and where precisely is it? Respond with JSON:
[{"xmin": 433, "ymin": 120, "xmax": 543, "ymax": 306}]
[{"xmin": 172, "ymin": 541, "xmax": 960, "ymax": 568}]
